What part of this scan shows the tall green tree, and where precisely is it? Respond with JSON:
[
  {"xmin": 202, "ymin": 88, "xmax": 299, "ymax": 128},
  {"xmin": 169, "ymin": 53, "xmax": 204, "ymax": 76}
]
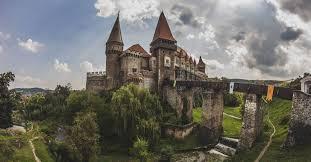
[
  {"xmin": 69, "ymin": 112, "xmax": 99, "ymax": 162},
  {"xmin": 111, "ymin": 84, "xmax": 163, "ymax": 145},
  {"xmin": 0, "ymin": 72, "xmax": 15, "ymax": 128}
]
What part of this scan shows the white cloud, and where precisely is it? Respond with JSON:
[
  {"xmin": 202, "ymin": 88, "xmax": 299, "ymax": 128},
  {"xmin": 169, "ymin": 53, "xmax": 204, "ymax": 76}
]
[
  {"xmin": 0, "ymin": 32, "xmax": 11, "ymax": 40},
  {"xmin": 95, "ymin": 0, "xmax": 160, "ymax": 24},
  {"xmin": 54, "ymin": 59, "xmax": 71, "ymax": 73},
  {"xmin": 80, "ymin": 61, "xmax": 104, "ymax": 72},
  {"xmin": 186, "ymin": 34, "xmax": 195, "ymax": 40},
  {"xmin": 18, "ymin": 38, "xmax": 44, "ymax": 53},
  {"xmin": 13, "ymin": 74, "xmax": 46, "ymax": 88},
  {"xmin": 202, "ymin": 58, "xmax": 225, "ymax": 70},
  {"xmin": 94, "ymin": 0, "xmax": 117, "ymax": 17}
]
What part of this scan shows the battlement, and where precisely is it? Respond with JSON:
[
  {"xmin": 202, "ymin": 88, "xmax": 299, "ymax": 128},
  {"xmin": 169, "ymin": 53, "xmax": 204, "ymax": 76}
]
[{"xmin": 87, "ymin": 71, "xmax": 106, "ymax": 77}]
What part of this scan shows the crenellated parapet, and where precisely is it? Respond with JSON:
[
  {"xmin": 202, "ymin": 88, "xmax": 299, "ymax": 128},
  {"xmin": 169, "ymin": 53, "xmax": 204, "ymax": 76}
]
[{"xmin": 87, "ymin": 71, "xmax": 106, "ymax": 77}]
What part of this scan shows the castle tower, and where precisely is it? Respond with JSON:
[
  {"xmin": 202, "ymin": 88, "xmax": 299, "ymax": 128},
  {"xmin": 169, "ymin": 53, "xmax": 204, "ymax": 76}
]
[
  {"xmin": 197, "ymin": 56, "xmax": 206, "ymax": 73},
  {"xmin": 150, "ymin": 12, "xmax": 177, "ymax": 91},
  {"xmin": 106, "ymin": 13, "xmax": 124, "ymax": 89}
]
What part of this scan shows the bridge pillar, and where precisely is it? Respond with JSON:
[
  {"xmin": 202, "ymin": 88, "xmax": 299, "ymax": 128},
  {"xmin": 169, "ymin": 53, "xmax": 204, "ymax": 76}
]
[
  {"xmin": 163, "ymin": 86, "xmax": 193, "ymax": 122},
  {"xmin": 283, "ymin": 91, "xmax": 311, "ymax": 148},
  {"xmin": 183, "ymin": 89, "xmax": 194, "ymax": 123},
  {"xmin": 238, "ymin": 93, "xmax": 263, "ymax": 150},
  {"xmin": 200, "ymin": 90, "xmax": 224, "ymax": 145}
]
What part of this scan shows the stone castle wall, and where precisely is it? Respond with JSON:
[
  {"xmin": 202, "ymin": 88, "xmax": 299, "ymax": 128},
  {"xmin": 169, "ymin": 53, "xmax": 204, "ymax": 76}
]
[{"xmin": 284, "ymin": 91, "xmax": 311, "ymax": 147}]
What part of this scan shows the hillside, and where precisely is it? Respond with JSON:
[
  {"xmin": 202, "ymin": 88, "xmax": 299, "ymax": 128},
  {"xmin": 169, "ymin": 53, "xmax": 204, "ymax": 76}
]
[
  {"xmin": 230, "ymin": 98, "xmax": 311, "ymax": 162},
  {"xmin": 13, "ymin": 88, "xmax": 51, "ymax": 96}
]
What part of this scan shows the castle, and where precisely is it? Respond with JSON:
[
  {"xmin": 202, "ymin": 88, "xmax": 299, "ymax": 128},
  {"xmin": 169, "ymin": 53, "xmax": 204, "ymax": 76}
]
[{"xmin": 86, "ymin": 12, "xmax": 208, "ymax": 92}]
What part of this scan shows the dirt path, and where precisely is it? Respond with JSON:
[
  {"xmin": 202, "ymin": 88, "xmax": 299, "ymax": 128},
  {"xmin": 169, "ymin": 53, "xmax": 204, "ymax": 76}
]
[
  {"xmin": 254, "ymin": 112, "xmax": 276, "ymax": 162},
  {"xmin": 28, "ymin": 123, "xmax": 41, "ymax": 162},
  {"xmin": 223, "ymin": 112, "xmax": 242, "ymax": 120},
  {"xmin": 29, "ymin": 137, "xmax": 41, "ymax": 162}
]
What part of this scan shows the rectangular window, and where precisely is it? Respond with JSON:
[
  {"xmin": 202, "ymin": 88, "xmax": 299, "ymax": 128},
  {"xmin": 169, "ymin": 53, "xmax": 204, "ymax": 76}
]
[{"xmin": 132, "ymin": 68, "xmax": 137, "ymax": 73}]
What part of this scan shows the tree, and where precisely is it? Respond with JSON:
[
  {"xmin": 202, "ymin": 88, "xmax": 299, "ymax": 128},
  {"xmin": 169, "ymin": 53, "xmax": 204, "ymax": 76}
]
[
  {"xmin": 0, "ymin": 72, "xmax": 15, "ymax": 128},
  {"xmin": 69, "ymin": 112, "xmax": 99, "ymax": 162},
  {"xmin": 111, "ymin": 84, "xmax": 163, "ymax": 145}
]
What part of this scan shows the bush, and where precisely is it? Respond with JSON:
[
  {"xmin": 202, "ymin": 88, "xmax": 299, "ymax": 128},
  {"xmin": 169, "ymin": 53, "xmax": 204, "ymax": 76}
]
[
  {"xmin": 130, "ymin": 137, "xmax": 149, "ymax": 161},
  {"xmin": 224, "ymin": 93, "xmax": 243, "ymax": 107}
]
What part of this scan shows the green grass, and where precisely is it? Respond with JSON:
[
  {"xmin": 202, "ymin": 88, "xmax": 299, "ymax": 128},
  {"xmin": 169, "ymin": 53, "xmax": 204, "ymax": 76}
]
[
  {"xmin": 194, "ymin": 107, "xmax": 242, "ymax": 138},
  {"xmin": 12, "ymin": 142, "xmax": 36, "ymax": 162},
  {"xmin": 33, "ymin": 139, "xmax": 54, "ymax": 162},
  {"xmin": 223, "ymin": 115, "xmax": 242, "ymax": 138},
  {"xmin": 224, "ymin": 106, "xmax": 242, "ymax": 118},
  {"xmin": 193, "ymin": 108, "xmax": 203, "ymax": 124},
  {"xmin": 229, "ymin": 98, "xmax": 311, "ymax": 162}
]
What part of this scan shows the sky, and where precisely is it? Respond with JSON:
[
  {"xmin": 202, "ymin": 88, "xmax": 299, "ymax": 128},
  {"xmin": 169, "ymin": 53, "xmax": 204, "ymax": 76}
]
[{"xmin": 0, "ymin": 0, "xmax": 311, "ymax": 89}]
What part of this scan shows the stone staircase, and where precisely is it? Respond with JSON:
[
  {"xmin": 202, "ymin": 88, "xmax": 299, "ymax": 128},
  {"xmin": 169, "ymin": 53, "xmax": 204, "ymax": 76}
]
[{"xmin": 208, "ymin": 137, "xmax": 239, "ymax": 160}]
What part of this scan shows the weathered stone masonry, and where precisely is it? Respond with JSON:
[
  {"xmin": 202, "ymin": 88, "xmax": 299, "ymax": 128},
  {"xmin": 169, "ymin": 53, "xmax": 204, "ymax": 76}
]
[
  {"xmin": 284, "ymin": 91, "xmax": 311, "ymax": 147},
  {"xmin": 200, "ymin": 91, "xmax": 224, "ymax": 145},
  {"xmin": 238, "ymin": 94, "xmax": 263, "ymax": 150}
]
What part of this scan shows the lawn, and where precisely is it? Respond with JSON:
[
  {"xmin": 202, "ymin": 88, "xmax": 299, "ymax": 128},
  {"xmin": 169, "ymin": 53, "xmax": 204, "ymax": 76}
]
[
  {"xmin": 12, "ymin": 142, "xmax": 36, "ymax": 162},
  {"xmin": 229, "ymin": 98, "xmax": 311, "ymax": 162},
  {"xmin": 193, "ymin": 107, "xmax": 242, "ymax": 138},
  {"xmin": 33, "ymin": 139, "xmax": 54, "ymax": 162}
]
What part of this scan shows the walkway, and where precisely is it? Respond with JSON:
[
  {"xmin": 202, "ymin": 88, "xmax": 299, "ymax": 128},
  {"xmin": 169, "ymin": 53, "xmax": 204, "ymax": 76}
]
[
  {"xmin": 254, "ymin": 112, "xmax": 276, "ymax": 162},
  {"xmin": 223, "ymin": 112, "xmax": 242, "ymax": 120},
  {"xmin": 28, "ymin": 123, "xmax": 41, "ymax": 162},
  {"xmin": 29, "ymin": 137, "xmax": 41, "ymax": 162}
]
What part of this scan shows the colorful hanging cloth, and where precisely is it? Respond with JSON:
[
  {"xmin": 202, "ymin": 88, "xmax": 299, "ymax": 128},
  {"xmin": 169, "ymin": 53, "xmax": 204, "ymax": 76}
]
[
  {"xmin": 266, "ymin": 85, "xmax": 274, "ymax": 101},
  {"xmin": 229, "ymin": 82, "xmax": 235, "ymax": 94}
]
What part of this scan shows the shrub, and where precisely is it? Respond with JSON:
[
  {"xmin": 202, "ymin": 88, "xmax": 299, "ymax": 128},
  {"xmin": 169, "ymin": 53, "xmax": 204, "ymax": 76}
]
[{"xmin": 130, "ymin": 137, "xmax": 149, "ymax": 161}]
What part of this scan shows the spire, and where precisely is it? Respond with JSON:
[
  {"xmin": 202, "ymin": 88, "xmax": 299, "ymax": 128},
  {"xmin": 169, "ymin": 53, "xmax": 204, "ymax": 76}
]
[
  {"xmin": 198, "ymin": 56, "xmax": 205, "ymax": 65},
  {"xmin": 107, "ymin": 13, "xmax": 123, "ymax": 45},
  {"xmin": 152, "ymin": 12, "xmax": 176, "ymax": 43}
]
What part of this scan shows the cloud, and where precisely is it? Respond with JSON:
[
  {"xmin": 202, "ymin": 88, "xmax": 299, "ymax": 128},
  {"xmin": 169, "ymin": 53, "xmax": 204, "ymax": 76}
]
[
  {"xmin": 233, "ymin": 32, "xmax": 246, "ymax": 42},
  {"xmin": 0, "ymin": 32, "xmax": 11, "ymax": 40},
  {"xmin": 95, "ymin": 0, "xmax": 159, "ymax": 24},
  {"xmin": 80, "ymin": 61, "xmax": 104, "ymax": 72},
  {"xmin": 280, "ymin": 27, "xmax": 303, "ymax": 41},
  {"xmin": 0, "ymin": 46, "xmax": 3, "ymax": 53},
  {"xmin": 278, "ymin": 0, "xmax": 311, "ymax": 22},
  {"xmin": 54, "ymin": 59, "xmax": 71, "ymax": 73},
  {"xmin": 171, "ymin": 4, "xmax": 200, "ymax": 28},
  {"xmin": 18, "ymin": 38, "xmax": 44, "ymax": 53},
  {"xmin": 13, "ymin": 74, "xmax": 46, "ymax": 88},
  {"xmin": 202, "ymin": 58, "xmax": 224, "ymax": 70}
]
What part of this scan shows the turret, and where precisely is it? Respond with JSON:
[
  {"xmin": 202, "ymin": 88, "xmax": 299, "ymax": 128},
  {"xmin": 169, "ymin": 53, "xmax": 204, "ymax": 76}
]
[
  {"xmin": 197, "ymin": 56, "xmax": 206, "ymax": 73},
  {"xmin": 106, "ymin": 13, "xmax": 124, "ymax": 89},
  {"xmin": 150, "ymin": 12, "xmax": 177, "ymax": 91}
]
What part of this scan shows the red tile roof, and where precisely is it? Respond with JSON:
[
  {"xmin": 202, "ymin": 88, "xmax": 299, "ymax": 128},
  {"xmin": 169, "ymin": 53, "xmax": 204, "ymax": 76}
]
[
  {"xmin": 127, "ymin": 44, "xmax": 151, "ymax": 57},
  {"xmin": 152, "ymin": 12, "xmax": 176, "ymax": 43}
]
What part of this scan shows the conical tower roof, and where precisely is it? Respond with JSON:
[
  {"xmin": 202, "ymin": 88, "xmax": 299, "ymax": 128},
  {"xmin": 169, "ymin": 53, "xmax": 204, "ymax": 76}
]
[
  {"xmin": 107, "ymin": 13, "xmax": 123, "ymax": 45},
  {"xmin": 152, "ymin": 12, "xmax": 176, "ymax": 43}
]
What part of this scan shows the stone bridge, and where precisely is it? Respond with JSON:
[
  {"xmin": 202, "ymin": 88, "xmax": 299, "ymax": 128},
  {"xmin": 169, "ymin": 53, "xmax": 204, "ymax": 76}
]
[{"xmin": 162, "ymin": 80, "xmax": 310, "ymax": 149}]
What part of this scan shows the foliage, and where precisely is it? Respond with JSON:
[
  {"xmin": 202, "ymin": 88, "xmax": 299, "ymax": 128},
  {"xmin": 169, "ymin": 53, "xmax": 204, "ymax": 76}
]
[
  {"xmin": 48, "ymin": 140, "xmax": 80, "ymax": 162},
  {"xmin": 0, "ymin": 139, "xmax": 16, "ymax": 161},
  {"xmin": 224, "ymin": 92, "xmax": 244, "ymax": 107},
  {"xmin": 286, "ymin": 72, "xmax": 311, "ymax": 90},
  {"xmin": 33, "ymin": 139, "xmax": 54, "ymax": 162},
  {"xmin": 192, "ymin": 108, "xmax": 203, "ymax": 124},
  {"xmin": 23, "ymin": 84, "xmax": 72, "ymax": 121},
  {"xmin": 69, "ymin": 112, "xmax": 99, "ymax": 162},
  {"xmin": 130, "ymin": 137, "xmax": 149, "ymax": 161},
  {"xmin": 111, "ymin": 84, "xmax": 163, "ymax": 145},
  {"xmin": 0, "ymin": 72, "xmax": 18, "ymax": 128}
]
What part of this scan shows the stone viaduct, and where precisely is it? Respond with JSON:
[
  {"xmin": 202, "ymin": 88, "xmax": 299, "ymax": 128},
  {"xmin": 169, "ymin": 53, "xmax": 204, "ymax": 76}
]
[{"xmin": 162, "ymin": 80, "xmax": 311, "ymax": 150}]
